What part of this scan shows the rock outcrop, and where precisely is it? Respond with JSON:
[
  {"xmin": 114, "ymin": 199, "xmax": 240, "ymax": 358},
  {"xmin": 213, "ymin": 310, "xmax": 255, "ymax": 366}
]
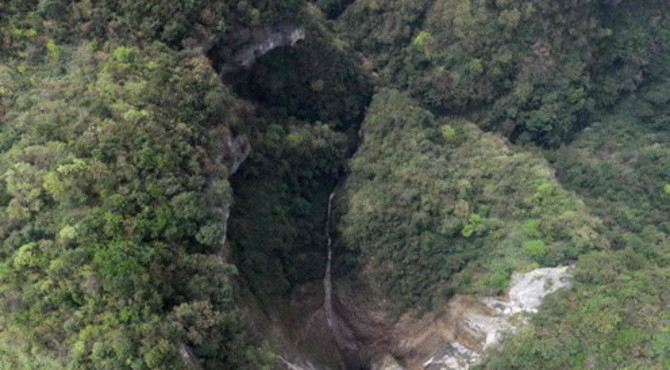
[
  {"xmin": 221, "ymin": 25, "xmax": 306, "ymax": 76},
  {"xmin": 372, "ymin": 267, "xmax": 572, "ymax": 370}
]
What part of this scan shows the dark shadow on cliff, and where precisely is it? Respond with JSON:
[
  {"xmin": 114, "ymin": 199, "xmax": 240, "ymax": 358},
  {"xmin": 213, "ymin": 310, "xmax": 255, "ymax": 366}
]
[{"xmin": 233, "ymin": 37, "xmax": 372, "ymax": 131}]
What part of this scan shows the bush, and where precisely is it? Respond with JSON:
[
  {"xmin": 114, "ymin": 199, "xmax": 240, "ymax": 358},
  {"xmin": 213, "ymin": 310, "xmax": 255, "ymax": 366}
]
[{"xmin": 522, "ymin": 239, "xmax": 549, "ymax": 260}]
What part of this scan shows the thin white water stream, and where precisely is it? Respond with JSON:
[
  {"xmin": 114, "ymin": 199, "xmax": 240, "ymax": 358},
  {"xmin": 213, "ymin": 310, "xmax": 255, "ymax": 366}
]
[
  {"xmin": 322, "ymin": 191, "xmax": 361, "ymax": 369},
  {"xmin": 324, "ymin": 192, "xmax": 336, "ymax": 330},
  {"xmin": 284, "ymin": 191, "xmax": 359, "ymax": 370}
]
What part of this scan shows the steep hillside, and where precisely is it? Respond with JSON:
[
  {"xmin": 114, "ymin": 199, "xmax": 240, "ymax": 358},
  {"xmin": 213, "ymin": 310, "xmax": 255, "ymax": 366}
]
[
  {"xmin": 338, "ymin": 0, "xmax": 670, "ymax": 146},
  {"xmin": 0, "ymin": 1, "xmax": 306, "ymax": 368},
  {"xmin": 337, "ymin": 89, "xmax": 607, "ymax": 308},
  {"xmin": 0, "ymin": 42, "xmax": 263, "ymax": 368},
  {"xmin": 1, "ymin": 0, "xmax": 669, "ymax": 369},
  {"xmin": 484, "ymin": 89, "xmax": 670, "ymax": 369}
]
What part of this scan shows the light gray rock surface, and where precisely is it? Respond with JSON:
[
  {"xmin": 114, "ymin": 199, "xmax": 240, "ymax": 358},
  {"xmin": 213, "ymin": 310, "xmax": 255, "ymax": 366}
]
[{"xmin": 380, "ymin": 267, "xmax": 571, "ymax": 370}]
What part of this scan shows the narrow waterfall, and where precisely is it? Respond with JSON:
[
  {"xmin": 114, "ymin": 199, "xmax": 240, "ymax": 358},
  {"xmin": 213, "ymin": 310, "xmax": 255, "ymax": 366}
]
[
  {"xmin": 322, "ymin": 191, "xmax": 363, "ymax": 369},
  {"xmin": 324, "ymin": 192, "xmax": 336, "ymax": 329}
]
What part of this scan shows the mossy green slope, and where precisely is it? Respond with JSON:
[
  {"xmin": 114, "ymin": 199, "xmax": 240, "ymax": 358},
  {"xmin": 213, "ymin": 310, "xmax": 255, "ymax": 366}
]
[
  {"xmin": 484, "ymin": 91, "xmax": 670, "ymax": 369},
  {"xmin": 337, "ymin": 89, "xmax": 607, "ymax": 307}
]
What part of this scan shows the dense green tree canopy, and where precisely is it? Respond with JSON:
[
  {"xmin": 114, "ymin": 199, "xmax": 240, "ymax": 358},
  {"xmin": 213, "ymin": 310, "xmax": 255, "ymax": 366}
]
[
  {"xmin": 0, "ymin": 1, "xmax": 282, "ymax": 367},
  {"xmin": 1, "ymin": 0, "xmax": 669, "ymax": 368},
  {"xmin": 338, "ymin": 0, "xmax": 670, "ymax": 146},
  {"xmin": 337, "ymin": 89, "xmax": 607, "ymax": 306}
]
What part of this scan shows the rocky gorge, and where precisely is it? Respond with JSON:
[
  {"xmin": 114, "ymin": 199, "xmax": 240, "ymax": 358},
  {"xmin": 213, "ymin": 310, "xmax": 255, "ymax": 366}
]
[{"xmin": 219, "ymin": 18, "xmax": 584, "ymax": 370}]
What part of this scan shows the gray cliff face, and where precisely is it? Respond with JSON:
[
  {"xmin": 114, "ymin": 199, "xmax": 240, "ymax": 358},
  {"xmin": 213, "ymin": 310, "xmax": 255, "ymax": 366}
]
[
  {"xmin": 220, "ymin": 133, "xmax": 251, "ymax": 250},
  {"xmin": 221, "ymin": 25, "xmax": 306, "ymax": 75},
  {"xmin": 178, "ymin": 343, "xmax": 200, "ymax": 370},
  {"xmin": 223, "ymin": 133, "xmax": 251, "ymax": 176},
  {"xmin": 374, "ymin": 267, "xmax": 572, "ymax": 370},
  {"xmin": 275, "ymin": 264, "xmax": 571, "ymax": 369}
]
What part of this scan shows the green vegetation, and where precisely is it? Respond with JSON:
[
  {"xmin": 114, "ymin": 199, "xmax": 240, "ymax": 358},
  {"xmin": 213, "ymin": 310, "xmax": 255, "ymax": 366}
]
[
  {"xmin": 0, "ymin": 0, "xmax": 309, "ymax": 368},
  {"xmin": 337, "ymin": 89, "xmax": 606, "ymax": 306},
  {"xmin": 0, "ymin": 0, "xmax": 371, "ymax": 367},
  {"xmin": 333, "ymin": 3, "xmax": 670, "ymax": 364},
  {"xmin": 1, "ymin": 0, "xmax": 304, "ymax": 49},
  {"xmin": 229, "ymin": 119, "xmax": 353, "ymax": 299},
  {"xmin": 483, "ymin": 92, "xmax": 670, "ymax": 368},
  {"xmin": 484, "ymin": 249, "xmax": 670, "ymax": 369},
  {"xmin": 338, "ymin": 1, "xmax": 670, "ymax": 146},
  {"xmin": 238, "ymin": 37, "xmax": 372, "ymax": 129},
  {"xmin": 0, "ymin": 40, "xmax": 271, "ymax": 367},
  {"xmin": 1, "ymin": 0, "xmax": 669, "ymax": 368},
  {"xmin": 550, "ymin": 96, "xmax": 670, "ymax": 236}
]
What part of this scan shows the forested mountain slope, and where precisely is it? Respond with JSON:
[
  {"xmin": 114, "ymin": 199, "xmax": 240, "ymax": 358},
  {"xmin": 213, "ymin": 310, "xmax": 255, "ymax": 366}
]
[
  {"xmin": 339, "ymin": 0, "xmax": 670, "ymax": 146},
  {"xmin": 338, "ymin": 89, "xmax": 608, "ymax": 306},
  {"xmin": 0, "ymin": 0, "xmax": 668, "ymax": 369},
  {"xmin": 483, "ymin": 87, "xmax": 670, "ymax": 369},
  {"xmin": 0, "ymin": 1, "xmax": 305, "ymax": 368},
  {"xmin": 333, "ymin": 0, "xmax": 670, "ymax": 367}
]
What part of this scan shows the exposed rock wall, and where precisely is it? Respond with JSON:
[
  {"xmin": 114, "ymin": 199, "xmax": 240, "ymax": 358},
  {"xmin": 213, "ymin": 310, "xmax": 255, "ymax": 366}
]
[
  {"xmin": 367, "ymin": 267, "xmax": 572, "ymax": 370},
  {"xmin": 219, "ymin": 133, "xmax": 251, "ymax": 254},
  {"xmin": 311, "ymin": 267, "xmax": 571, "ymax": 369},
  {"xmin": 221, "ymin": 25, "xmax": 306, "ymax": 75},
  {"xmin": 223, "ymin": 133, "xmax": 251, "ymax": 176}
]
